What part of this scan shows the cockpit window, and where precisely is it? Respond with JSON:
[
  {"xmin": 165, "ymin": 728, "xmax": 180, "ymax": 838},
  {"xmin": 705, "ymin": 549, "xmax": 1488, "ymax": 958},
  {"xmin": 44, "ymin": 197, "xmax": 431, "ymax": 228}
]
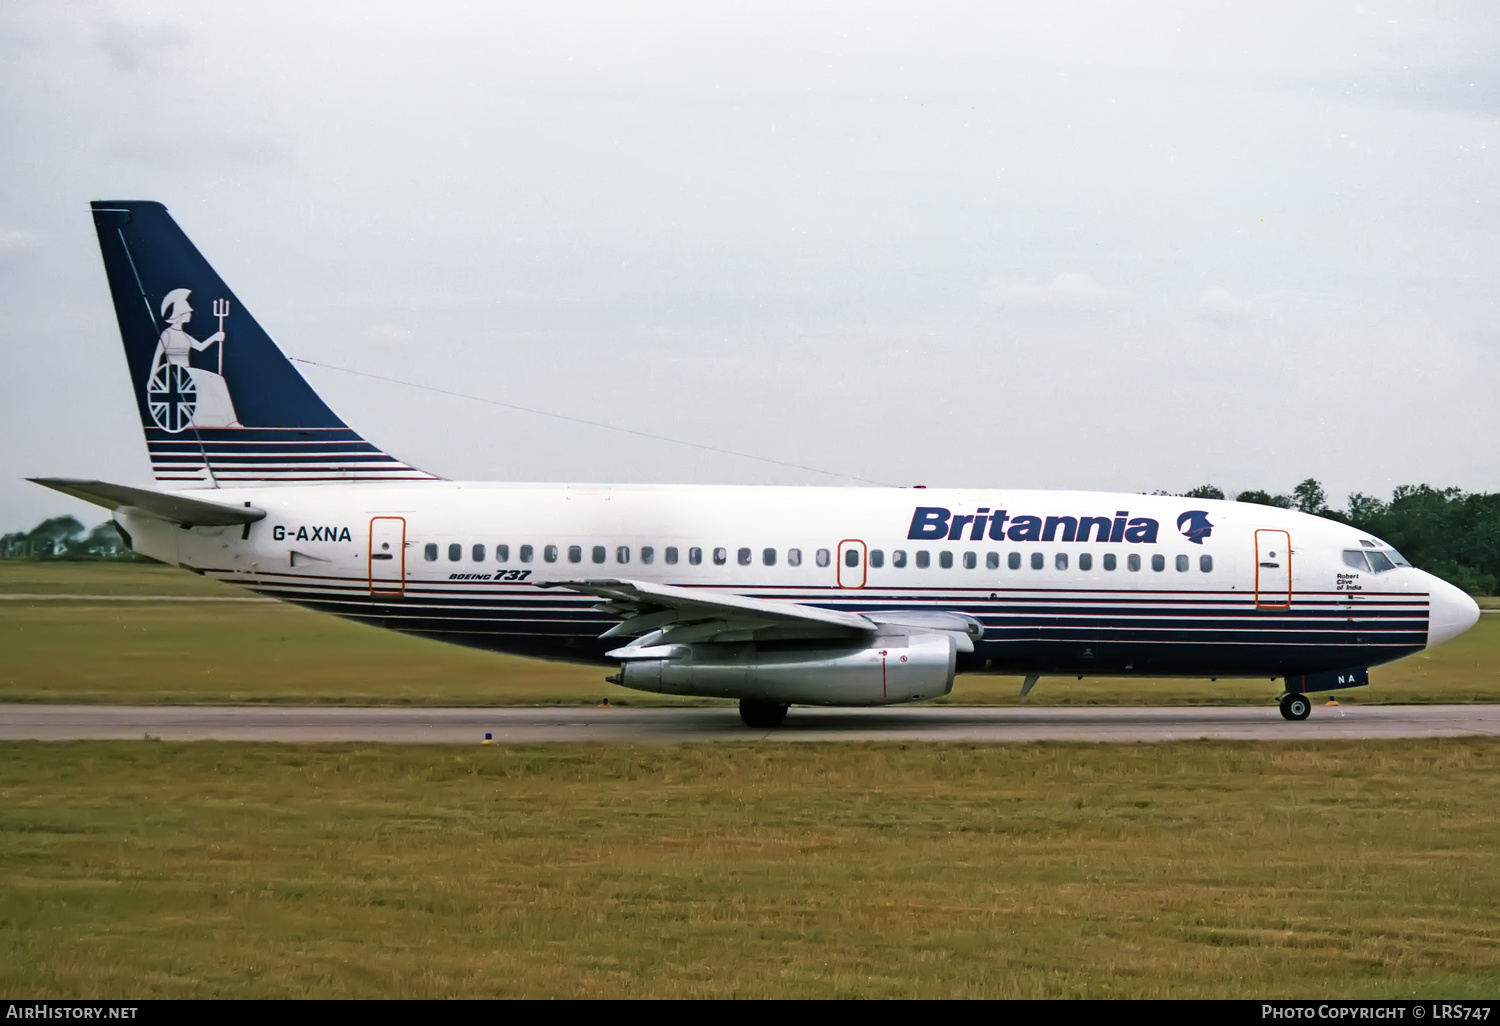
[{"xmin": 1347, "ymin": 547, "xmax": 1405, "ymax": 573}]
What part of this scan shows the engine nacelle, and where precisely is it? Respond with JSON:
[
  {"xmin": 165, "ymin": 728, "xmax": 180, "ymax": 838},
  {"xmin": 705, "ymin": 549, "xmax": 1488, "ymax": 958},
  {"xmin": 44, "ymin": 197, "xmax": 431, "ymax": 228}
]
[{"xmin": 617, "ymin": 631, "xmax": 956, "ymax": 706}]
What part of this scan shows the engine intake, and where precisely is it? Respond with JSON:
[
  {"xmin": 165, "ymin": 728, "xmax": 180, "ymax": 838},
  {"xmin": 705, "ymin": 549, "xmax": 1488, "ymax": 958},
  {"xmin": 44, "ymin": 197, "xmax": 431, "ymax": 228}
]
[{"xmin": 616, "ymin": 632, "xmax": 956, "ymax": 706}]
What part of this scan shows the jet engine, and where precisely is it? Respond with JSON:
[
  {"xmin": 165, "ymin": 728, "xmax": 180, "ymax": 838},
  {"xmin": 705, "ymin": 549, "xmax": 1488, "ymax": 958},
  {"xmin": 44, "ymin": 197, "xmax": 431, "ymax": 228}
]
[{"xmin": 613, "ymin": 631, "xmax": 957, "ymax": 706}]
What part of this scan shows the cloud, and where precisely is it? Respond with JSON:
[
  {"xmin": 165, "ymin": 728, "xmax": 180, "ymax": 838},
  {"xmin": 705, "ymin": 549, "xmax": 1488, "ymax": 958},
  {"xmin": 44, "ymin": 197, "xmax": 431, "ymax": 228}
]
[
  {"xmin": 97, "ymin": 20, "xmax": 189, "ymax": 73},
  {"xmin": 0, "ymin": 229, "xmax": 40, "ymax": 255},
  {"xmin": 981, "ymin": 272, "xmax": 1135, "ymax": 314},
  {"xmin": 1197, "ymin": 286, "xmax": 1249, "ymax": 321},
  {"xmin": 364, "ymin": 323, "xmax": 416, "ymax": 347},
  {"xmin": 0, "ymin": 229, "xmax": 41, "ymax": 266},
  {"xmin": 106, "ymin": 128, "xmax": 290, "ymax": 168}
]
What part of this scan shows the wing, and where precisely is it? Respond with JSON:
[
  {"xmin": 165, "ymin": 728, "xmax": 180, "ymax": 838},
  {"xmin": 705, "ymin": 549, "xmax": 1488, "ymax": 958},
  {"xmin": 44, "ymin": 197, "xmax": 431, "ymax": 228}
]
[
  {"xmin": 537, "ymin": 577, "xmax": 875, "ymax": 650},
  {"xmin": 536, "ymin": 578, "xmax": 982, "ymax": 655}
]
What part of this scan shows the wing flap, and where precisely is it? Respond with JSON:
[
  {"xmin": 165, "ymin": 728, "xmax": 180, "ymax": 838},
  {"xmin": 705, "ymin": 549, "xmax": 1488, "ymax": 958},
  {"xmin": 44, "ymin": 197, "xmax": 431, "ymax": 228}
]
[{"xmin": 28, "ymin": 478, "xmax": 266, "ymax": 527}]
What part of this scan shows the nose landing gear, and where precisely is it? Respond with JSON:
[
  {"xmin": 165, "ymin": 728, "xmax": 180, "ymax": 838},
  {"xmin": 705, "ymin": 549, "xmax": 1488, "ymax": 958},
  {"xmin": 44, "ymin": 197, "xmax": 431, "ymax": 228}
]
[{"xmin": 1278, "ymin": 693, "xmax": 1312, "ymax": 721}]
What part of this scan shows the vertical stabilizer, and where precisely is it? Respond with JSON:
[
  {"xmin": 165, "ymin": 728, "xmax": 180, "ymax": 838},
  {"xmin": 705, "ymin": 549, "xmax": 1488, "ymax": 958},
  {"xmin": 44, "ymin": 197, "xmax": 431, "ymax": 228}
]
[{"xmin": 91, "ymin": 201, "xmax": 437, "ymax": 487}]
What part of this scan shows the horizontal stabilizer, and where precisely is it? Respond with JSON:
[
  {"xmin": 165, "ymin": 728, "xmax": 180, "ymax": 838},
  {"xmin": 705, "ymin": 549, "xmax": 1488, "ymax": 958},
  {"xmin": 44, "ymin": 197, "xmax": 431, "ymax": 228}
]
[{"xmin": 28, "ymin": 478, "xmax": 265, "ymax": 527}]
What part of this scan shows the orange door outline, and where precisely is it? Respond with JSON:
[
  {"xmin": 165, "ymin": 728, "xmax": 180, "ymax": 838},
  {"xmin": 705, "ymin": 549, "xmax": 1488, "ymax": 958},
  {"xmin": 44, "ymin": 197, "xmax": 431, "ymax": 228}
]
[
  {"xmin": 1254, "ymin": 528, "xmax": 1291, "ymax": 610},
  {"xmin": 369, "ymin": 517, "xmax": 407, "ymax": 595},
  {"xmin": 837, "ymin": 539, "xmax": 867, "ymax": 589}
]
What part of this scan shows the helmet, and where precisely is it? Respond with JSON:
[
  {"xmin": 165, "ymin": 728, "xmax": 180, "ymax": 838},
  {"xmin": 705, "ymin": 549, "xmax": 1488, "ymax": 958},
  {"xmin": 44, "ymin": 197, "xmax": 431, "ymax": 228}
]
[{"xmin": 160, "ymin": 288, "xmax": 192, "ymax": 321}]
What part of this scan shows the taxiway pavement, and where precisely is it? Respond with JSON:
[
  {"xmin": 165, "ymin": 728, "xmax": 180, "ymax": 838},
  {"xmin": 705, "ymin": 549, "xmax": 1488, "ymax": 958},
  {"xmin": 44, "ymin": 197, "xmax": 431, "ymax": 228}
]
[{"xmin": 2, "ymin": 703, "xmax": 1498, "ymax": 743}]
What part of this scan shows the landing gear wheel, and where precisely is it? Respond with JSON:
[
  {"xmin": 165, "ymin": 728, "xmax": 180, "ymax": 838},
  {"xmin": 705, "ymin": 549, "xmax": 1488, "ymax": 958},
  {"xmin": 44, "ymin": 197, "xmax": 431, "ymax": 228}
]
[
  {"xmin": 739, "ymin": 699, "xmax": 790, "ymax": 729},
  {"xmin": 1279, "ymin": 694, "xmax": 1311, "ymax": 721}
]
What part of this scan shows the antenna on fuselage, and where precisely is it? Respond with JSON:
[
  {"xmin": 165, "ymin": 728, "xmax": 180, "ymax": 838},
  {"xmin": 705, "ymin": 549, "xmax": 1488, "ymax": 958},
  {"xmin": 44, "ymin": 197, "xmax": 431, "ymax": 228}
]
[{"xmin": 289, "ymin": 357, "xmax": 900, "ymax": 486}]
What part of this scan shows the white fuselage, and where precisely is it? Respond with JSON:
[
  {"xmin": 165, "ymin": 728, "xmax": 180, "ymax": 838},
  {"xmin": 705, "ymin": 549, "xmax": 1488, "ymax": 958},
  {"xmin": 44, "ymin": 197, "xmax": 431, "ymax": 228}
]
[{"xmin": 116, "ymin": 482, "xmax": 1480, "ymax": 688}]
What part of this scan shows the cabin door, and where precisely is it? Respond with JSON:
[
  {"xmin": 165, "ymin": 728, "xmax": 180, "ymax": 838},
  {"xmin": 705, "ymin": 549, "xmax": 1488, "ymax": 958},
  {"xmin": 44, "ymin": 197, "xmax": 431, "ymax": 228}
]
[
  {"xmin": 369, "ymin": 517, "xmax": 407, "ymax": 595},
  {"xmin": 837, "ymin": 539, "xmax": 867, "ymax": 589},
  {"xmin": 1254, "ymin": 529, "xmax": 1291, "ymax": 609}
]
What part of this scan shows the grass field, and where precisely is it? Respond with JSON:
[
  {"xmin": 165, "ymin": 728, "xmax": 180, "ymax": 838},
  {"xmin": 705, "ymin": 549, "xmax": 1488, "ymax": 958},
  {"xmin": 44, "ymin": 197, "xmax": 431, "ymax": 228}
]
[
  {"xmin": 2, "ymin": 739, "xmax": 1498, "ymax": 998},
  {"xmin": 2, "ymin": 562, "xmax": 1496, "ymax": 706}
]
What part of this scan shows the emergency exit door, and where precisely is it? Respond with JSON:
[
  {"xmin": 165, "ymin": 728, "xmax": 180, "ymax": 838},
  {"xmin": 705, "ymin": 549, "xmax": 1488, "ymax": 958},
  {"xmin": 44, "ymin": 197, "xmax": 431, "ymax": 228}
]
[
  {"xmin": 1255, "ymin": 529, "xmax": 1291, "ymax": 609},
  {"xmin": 369, "ymin": 517, "xmax": 406, "ymax": 595}
]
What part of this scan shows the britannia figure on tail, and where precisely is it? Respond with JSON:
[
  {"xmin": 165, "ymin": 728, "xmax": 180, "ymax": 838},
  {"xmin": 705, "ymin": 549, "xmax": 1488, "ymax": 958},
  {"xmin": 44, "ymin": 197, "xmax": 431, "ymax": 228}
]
[{"xmin": 147, "ymin": 288, "xmax": 241, "ymax": 431}]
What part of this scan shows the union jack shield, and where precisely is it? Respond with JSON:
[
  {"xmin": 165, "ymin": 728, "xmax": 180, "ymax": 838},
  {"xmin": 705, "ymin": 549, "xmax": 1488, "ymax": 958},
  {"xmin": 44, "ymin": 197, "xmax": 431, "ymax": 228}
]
[{"xmin": 148, "ymin": 364, "xmax": 197, "ymax": 433}]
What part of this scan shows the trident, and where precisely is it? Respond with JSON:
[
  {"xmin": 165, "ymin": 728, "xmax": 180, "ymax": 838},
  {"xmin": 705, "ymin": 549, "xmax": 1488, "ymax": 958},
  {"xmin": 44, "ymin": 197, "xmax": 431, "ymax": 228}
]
[{"xmin": 212, "ymin": 299, "xmax": 230, "ymax": 374}]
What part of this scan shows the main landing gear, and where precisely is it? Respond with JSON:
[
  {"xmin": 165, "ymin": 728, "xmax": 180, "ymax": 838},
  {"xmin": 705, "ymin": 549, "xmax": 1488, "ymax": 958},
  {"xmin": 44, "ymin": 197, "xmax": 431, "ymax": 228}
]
[
  {"xmin": 739, "ymin": 699, "xmax": 789, "ymax": 729},
  {"xmin": 1278, "ymin": 693, "xmax": 1312, "ymax": 722}
]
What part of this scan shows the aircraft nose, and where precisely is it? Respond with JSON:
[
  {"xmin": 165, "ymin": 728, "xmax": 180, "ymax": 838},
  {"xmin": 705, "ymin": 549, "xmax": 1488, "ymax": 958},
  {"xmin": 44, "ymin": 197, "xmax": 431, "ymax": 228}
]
[{"xmin": 1425, "ymin": 573, "xmax": 1481, "ymax": 649}]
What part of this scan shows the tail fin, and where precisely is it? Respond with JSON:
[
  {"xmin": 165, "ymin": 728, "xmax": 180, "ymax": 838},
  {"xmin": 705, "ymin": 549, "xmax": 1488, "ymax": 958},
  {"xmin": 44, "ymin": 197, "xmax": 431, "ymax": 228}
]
[{"xmin": 90, "ymin": 201, "xmax": 437, "ymax": 487}]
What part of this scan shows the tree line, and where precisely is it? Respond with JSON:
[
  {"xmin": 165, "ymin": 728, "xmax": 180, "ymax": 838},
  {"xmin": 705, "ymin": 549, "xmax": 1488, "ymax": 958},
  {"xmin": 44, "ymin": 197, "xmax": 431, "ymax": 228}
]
[
  {"xmin": 0, "ymin": 517, "xmax": 143, "ymax": 561},
  {"xmin": 1176, "ymin": 480, "xmax": 1499, "ymax": 595},
  {"xmin": 4, "ymin": 480, "xmax": 1498, "ymax": 592}
]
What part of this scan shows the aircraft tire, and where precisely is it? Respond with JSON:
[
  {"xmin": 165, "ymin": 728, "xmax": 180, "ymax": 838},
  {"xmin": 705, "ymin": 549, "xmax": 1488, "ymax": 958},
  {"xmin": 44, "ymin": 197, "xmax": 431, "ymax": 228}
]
[
  {"xmin": 1279, "ymin": 694, "xmax": 1311, "ymax": 722},
  {"xmin": 739, "ymin": 699, "xmax": 790, "ymax": 729}
]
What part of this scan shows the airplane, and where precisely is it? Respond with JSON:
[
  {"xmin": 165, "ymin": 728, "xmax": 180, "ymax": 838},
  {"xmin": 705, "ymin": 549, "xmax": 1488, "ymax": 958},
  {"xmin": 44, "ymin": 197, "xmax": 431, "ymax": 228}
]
[{"xmin": 33, "ymin": 200, "xmax": 1481, "ymax": 727}]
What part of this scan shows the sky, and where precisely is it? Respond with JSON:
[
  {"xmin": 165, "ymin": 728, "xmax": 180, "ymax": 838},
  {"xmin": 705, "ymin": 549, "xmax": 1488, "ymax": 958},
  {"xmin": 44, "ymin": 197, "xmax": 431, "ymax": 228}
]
[{"xmin": 2, "ymin": 1, "xmax": 1497, "ymax": 529}]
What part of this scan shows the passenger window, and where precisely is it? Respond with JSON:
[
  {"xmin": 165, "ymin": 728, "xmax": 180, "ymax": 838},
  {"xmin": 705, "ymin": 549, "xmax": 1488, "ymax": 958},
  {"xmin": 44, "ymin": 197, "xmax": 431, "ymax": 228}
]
[
  {"xmin": 1200, "ymin": 555, "xmax": 1213, "ymax": 572},
  {"xmin": 472, "ymin": 544, "xmax": 485, "ymax": 562},
  {"xmin": 1367, "ymin": 550, "xmax": 1395, "ymax": 573},
  {"xmin": 1030, "ymin": 552, "xmax": 1043, "ymax": 570},
  {"xmin": 544, "ymin": 545, "xmax": 558, "ymax": 563},
  {"xmin": 565, "ymin": 545, "xmax": 580, "ymax": 563},
  {"xmin": 496, "ymin": 544, "xmax": 509, "ymax": 563},
  {"xmin": 424, "ymin": 543, "xmax": 438, "ymax": 562},
  {"xmin": 520, "ymin": 544, "xmax": 534, "ymax": 563},
  {"xmin": 939, "ymin": 551, "xmax": 953, "ymax": 569},
  {"xmin": 587, "ymin": 545, "xmax": 602, "ymax": 564},
  {"xmin": 689, "ymin": 547, "xmax": 702, "ymax": 565},
  {"xmin": 738, "ymin": 547, "xmax": 752, "ymax": 566},
  {"xmin": 816, "ymin": 548, "xmax": 831, "ymax": 567},
  {"xmin": 1008, "ymin": 552, "xmax": 1021, "ymax": 570},
  {"xmin": 963, "ymin": 551, "xmax": 976, "ymax": 569},
  {"xmin": 763, "ymin": 548, "xmax": 776, "ymax": 566},
  {"xmin": 843, "ymin": 549, "xmax": 859, "ymax": 568},
  {"xmin": 664, "ymin": 547, "xmax": 677, "ymax": 565},
  {"xmin": 1103, "ymin": 553, "xmax": 1116, "ymax": 571},
  {"xmin": 641, "ymin": 546, "xmax": 654, "ymax": 565},
  {"xmin": 916, "ymin": 551, "xmax": 931, "ymax": 569},
  {"xmin": 788, "ymin": 548, "xmax": 802, "ymax": 567},
  {"xmin": 987, "ymin": 552, "xmax": 999, "ymax": 570},
  {"xmin": 1176, "ymin": 554, "xmax": 1189, "ymax": 572},
  {"xmin": 869, "ymin": 549, "xmax": 884, "ymax": 568},
  {"xmin": 713, "ymin": 547, "xmax": 727, "ymax": 566},
  {"xmin": 892, "ymin": 550, "xmax": 907, "ymax": 568},
  {"xmin": 616, "ymin": 546, "xmax": 630, "ymax": 564},
  {"xmin": 1055, "ymin": 553, "xmax": 1068, "ymax": 570},
  {"xmin": 1151, "ymin": 554, "xmax": 1165, "ymax": 572},
  {"xmin": 448, "ymin": 543, "xmax": 461, "ymax": 562},
  {"xmin": 1127, "ymin": 553, "xmax": 1140, "ymax": 572},
  {"xmin": 1342, "ymin": 550, "xmax": 1370, "ymax": 571},
  {"xmin": 1079, "ymin": 553, "xmax": 1092, "ymax": 571}
]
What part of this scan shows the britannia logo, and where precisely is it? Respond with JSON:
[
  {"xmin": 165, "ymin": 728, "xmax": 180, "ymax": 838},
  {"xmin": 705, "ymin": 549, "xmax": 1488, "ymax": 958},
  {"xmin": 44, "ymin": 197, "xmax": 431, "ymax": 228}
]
[
  {"xmin": 146, "ymin": 288, "xmax": 241, "ymax": 432},
  {"xmin": 1176, "ymin": 510, "xmax": 1213, "ymax": 545}
]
